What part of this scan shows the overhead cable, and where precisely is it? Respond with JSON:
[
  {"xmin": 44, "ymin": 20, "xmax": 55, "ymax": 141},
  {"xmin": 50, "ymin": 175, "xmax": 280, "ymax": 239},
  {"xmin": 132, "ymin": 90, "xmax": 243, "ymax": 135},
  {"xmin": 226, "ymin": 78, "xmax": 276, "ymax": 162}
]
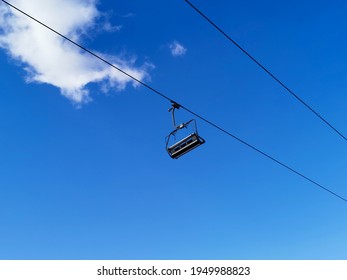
[
  {"xmin": 184, "ymin": 0, "xmax": 347, "ymax": 143},
  {"xmin": 1, "ymin": 0, "xmax": 347, "ymax": 204}
]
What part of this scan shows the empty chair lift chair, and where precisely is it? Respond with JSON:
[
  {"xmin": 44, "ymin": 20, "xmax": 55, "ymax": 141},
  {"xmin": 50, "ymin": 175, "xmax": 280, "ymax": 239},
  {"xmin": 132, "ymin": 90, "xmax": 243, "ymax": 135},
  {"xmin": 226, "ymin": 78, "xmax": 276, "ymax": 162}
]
[{"xmin": 165, "ymin": 103, "xmax": 205, "ymax": 159}]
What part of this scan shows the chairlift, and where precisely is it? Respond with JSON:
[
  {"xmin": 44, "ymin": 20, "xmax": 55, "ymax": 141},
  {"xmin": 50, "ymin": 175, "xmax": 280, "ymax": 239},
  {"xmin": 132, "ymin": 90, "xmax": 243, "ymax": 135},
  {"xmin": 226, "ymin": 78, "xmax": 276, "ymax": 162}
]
[{"xmin": 165, "ymin": 102, "xmax": 205, "ymax": 159}]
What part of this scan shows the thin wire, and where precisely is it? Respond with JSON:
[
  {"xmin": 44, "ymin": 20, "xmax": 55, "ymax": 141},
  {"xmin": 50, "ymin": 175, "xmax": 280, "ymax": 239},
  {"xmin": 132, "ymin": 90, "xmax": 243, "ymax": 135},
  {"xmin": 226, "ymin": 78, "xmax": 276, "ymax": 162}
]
[
  {"xmin": 182, "ymin": 105, "xmax": 347, "ymax": 203},
  {"xmin": 1, "ymin": 0, "xmax": 347, "ymax": 204},
  {"xmin": 184, "ymin": 0, "xmax": 347, "ymax": 143}
]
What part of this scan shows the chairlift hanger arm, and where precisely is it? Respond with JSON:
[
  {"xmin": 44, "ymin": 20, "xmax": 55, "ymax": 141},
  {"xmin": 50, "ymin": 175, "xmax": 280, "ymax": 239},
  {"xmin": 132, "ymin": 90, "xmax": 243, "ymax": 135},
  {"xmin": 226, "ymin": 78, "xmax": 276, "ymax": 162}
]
[{"xmin": 169, "ymin": 102, "xmax": 182, "ymax": 129}]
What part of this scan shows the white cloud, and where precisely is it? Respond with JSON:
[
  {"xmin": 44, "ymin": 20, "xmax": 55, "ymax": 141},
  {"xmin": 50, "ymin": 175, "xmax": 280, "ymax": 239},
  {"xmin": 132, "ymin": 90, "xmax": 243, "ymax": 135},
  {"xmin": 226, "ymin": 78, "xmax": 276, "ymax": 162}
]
[
  {"xmin": 103, "ymin": 22, "xmax": 122, "ymax": 32},
  {"xmin": 0, "ymin": 0, "xmax": 149, "ymax": 104},
  {"xmin": 169, "ymin": 41, "xmax": 187, "ymax": 57},
  {"xmin": 119, "ymin": 12, "xmax": 135, "ymax": 18}
]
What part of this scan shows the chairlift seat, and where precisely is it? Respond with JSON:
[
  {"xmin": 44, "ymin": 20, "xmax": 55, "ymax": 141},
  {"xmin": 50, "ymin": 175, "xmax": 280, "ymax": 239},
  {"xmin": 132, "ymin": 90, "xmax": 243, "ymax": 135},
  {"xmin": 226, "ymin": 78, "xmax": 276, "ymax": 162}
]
[{"xmin": 167, "ymin": 132, "xmax": 205, "ymax": 159}]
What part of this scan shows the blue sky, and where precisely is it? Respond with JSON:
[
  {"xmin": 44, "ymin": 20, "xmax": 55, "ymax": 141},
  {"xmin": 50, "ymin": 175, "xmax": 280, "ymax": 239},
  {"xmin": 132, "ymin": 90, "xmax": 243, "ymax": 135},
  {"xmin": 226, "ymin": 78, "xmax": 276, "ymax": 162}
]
[{"xmin": 1, "ymin": 0, "xmax": 347, "ymax": 259}]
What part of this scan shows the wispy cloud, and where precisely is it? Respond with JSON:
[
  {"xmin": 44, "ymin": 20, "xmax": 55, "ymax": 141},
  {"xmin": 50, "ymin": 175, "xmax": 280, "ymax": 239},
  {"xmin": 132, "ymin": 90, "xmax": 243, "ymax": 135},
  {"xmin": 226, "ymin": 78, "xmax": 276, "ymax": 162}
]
[
  {"xmin": 119, "ymin": 12, "xmax": 136, "ymax": 19},
  {"xmin": 169, "ymin": 41, "xmax": 187, "ymax": 57},
  {"xmin": 0, "ymin": 0, "xmax": 149, "ymax": 104},
  {"xmin": 102, "ymin": 22, "xmax": 122, "ymax": 32}
]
